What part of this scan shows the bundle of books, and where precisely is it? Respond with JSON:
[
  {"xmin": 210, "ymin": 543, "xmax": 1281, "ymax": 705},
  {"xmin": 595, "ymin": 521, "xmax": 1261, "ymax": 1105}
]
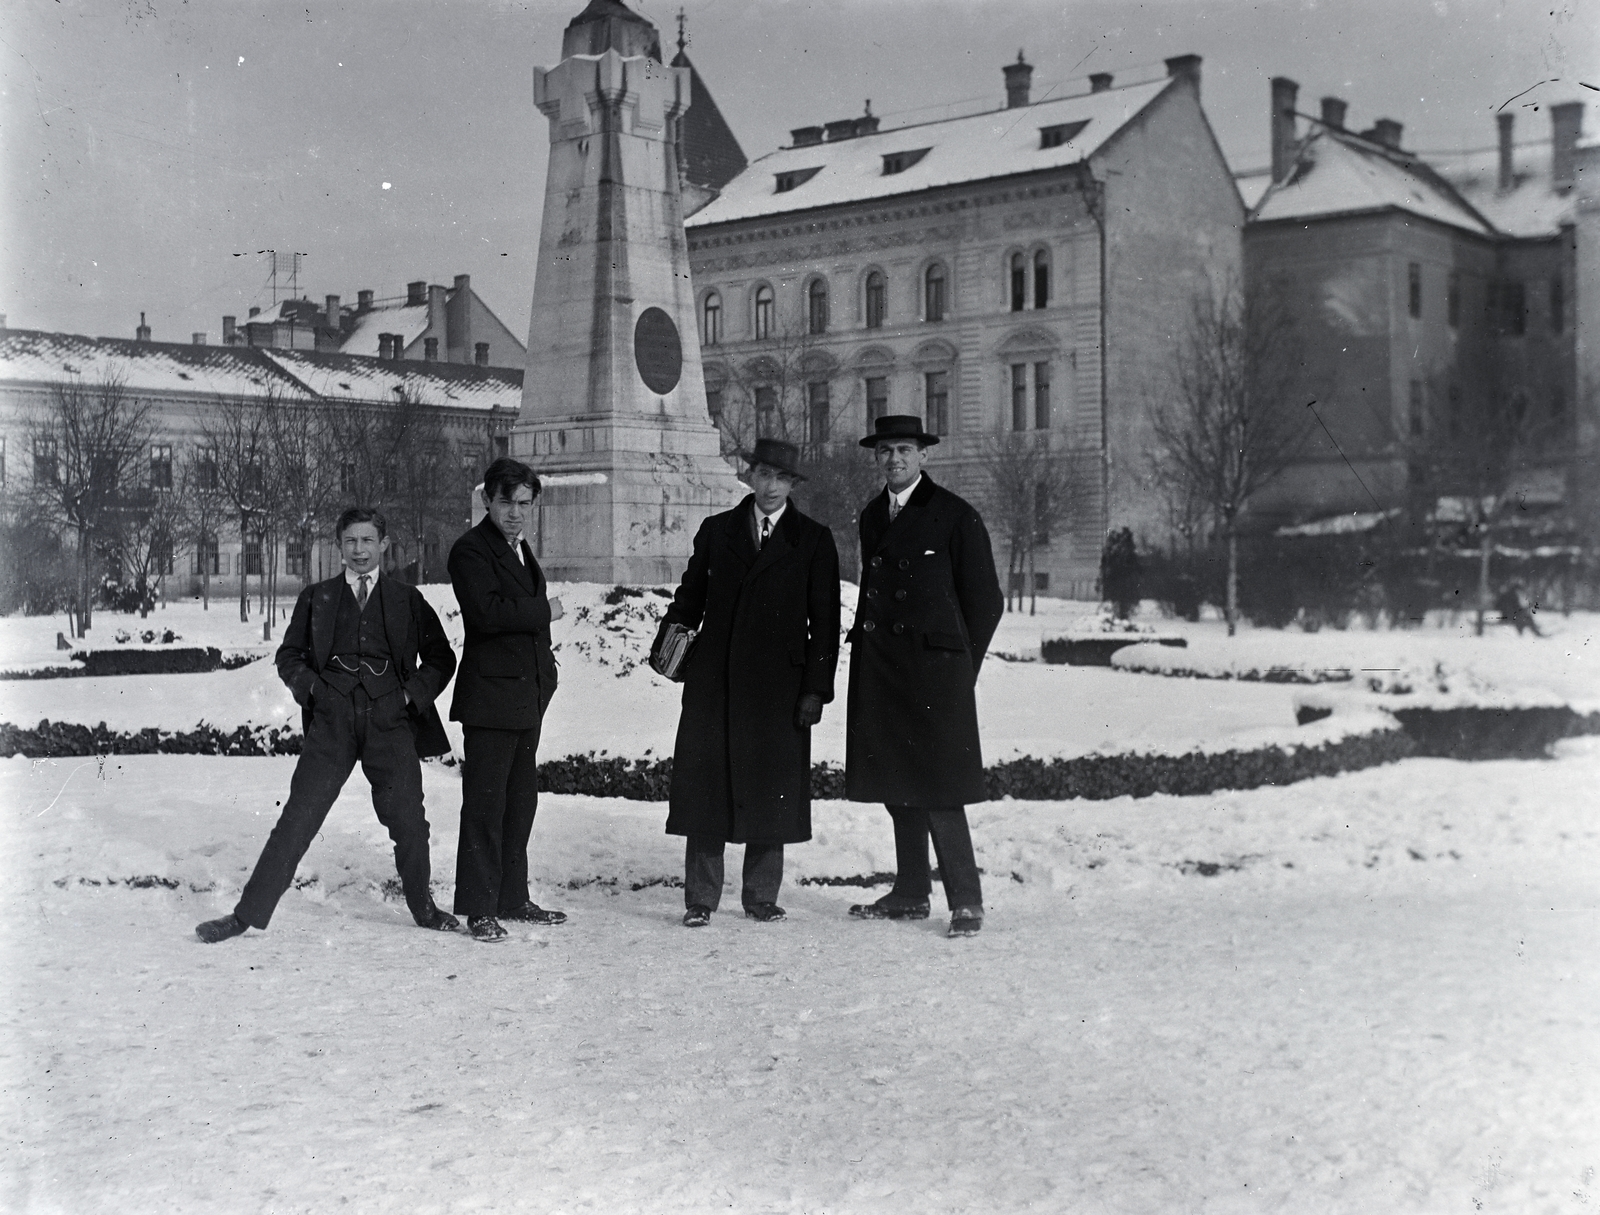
[{"xmin": 650, "ymin": 622, "xmax": 697, "ymax": 682}]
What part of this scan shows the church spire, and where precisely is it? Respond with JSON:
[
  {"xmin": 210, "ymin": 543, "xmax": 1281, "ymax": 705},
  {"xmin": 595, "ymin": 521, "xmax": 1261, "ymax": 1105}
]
[{"xmin": 676, "ymin": 7, "xmax": 687, "ymax": 55}]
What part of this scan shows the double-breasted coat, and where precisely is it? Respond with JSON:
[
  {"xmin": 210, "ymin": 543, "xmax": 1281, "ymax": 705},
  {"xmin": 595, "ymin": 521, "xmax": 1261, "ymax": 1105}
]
[
  {"xmin": 661, "ymin": 497, "xmax": 841, "ymax": 844},
  {"xmin": 844, "ymin": 473, "xmax": 1004, "ymax": 806},
  {"xmin": 276, "ymin": 573, "xmax": 457, "ymax": 758},
  {"xmin": 448, "ymin": 518, "xmax": 560, "ymax": 730}
]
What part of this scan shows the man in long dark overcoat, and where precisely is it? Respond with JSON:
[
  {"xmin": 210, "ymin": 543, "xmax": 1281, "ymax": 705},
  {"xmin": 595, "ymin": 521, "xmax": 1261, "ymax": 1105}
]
[
  {"xmin": 654, "ymin": 438, "xmax": 841, "ymax": 926},
  {"xmin": 845, "ymin": 415, "xmax": 1004, "ymax": 938}
]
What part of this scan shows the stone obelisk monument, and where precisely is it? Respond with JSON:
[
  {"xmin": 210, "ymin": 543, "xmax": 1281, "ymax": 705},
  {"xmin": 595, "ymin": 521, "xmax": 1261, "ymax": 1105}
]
[{"xmin": 512, "ymin": 0, "xmax": 742, "ymax": 583}]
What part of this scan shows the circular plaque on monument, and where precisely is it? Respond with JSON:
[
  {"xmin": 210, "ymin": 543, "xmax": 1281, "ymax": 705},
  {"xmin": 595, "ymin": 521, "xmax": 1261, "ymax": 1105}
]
[{"xmin": 634, "ymin": 307, "xmax": 683, "ymax": 395}]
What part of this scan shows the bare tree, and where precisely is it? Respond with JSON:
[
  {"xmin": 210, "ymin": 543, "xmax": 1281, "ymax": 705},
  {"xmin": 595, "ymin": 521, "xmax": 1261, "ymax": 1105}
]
[
  {"xmin": 268, "ymin": 397, "xmax": 338, "ymax": 612},
  {"xmin": 200, "ymin": 392, "xmax": 274, "ymax": 624},
  {"xmin": 26, "ymin": 371, "xmax": 153, "ymax": 634},
  {"xmin": 177, "ymin": 443, "xmax": 227, "ymax": 611},
  {"xmin": 117, "ymin": 476, "xmax": 187, "ymax": 616},
  {"xmin": 977, "ymin": 432, "xmax": 1084, "ymax": 614},
  {"xmin": 378, "ymin": 390, "xmax": 470, "ymax": 584},
  {"xmin": 1149, "ymin": 280, "xmax": 1308, "ymax": 635}
]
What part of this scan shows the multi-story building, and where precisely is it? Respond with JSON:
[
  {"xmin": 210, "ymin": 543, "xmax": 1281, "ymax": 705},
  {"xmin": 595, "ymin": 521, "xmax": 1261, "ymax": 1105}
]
[
  {"xmin": 684, "ymin": 54, "xmax": 1243, "ymax": 594},
  {"xmin": 218, "ymin": 273, "xmax": 526, "ymax": 371},
  {"xmin": 1243, "ymin": 81, "xmax": 1587, "ymax": 523}
]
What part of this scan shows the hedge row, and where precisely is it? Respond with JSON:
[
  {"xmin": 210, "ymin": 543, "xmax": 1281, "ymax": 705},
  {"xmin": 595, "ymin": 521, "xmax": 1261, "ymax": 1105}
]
[
  {"xmin": 0, "ymin": 648, "xmax": 262, "ymax": 680},
  {"xmin": 2, "ymin": 721, "xmax": 1416, "ymax": 801}
]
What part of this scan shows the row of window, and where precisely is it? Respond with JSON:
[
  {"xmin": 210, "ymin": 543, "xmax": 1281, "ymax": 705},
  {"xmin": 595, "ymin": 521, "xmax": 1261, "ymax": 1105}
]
[
  {"xmin": 1404, "ymin": 379, "xmax": 1569, "ymax": 438},
  {"xmin": 701, "ymin": 249, "xmax": 1055, "ymax": 345},
  {"xmin": 1406, "ymin": 263, "xmax": 1566, "ymax": 335}
]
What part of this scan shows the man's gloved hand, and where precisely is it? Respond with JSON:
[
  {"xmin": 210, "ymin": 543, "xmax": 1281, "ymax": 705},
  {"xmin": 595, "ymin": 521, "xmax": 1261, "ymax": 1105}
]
[{"xmin": 794, "ymin": 692, "xmax": 823, "ymax": 729}]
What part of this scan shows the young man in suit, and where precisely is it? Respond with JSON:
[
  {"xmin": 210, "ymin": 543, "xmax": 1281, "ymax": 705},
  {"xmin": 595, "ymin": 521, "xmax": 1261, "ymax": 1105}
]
[
  {"xmin": 448, "ymin": 457, "xmax": 566, "ymax": 943},
  {"xmin": 195, "ymin": 508, "xmax": 460, "ymax": 943},
  {"xmin": 654, "ymin": 438, "xmax": 841, "ymax": 927},
  {"xmin": 844, "ymin": 415, "xmax": 1005, "ymax": 939}
]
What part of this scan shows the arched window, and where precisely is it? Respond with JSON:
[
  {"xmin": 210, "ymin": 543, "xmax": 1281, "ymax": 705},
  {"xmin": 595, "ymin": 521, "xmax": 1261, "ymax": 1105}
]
[
  {"xmin": 701, "ymin": 291, "xmax": 722, "ymax": 346},
  {"xmin": 1034, "ymin": 249, "xmax": 1051, "ymax": 309},
  {"xmin": 754, "ymin": 285, "xmax": 775, "ymax": 340},
  {"xmin": 924, "ymin": 263, "xmax": 947, "ymax": 323},
  {"xmin": 865, "ymin": 271, "xmax": 886, "ymax": 329},
  {"xmin": 807, "ymin": 278, "xmax": 829, "ymax": 335},
  {"xmin": 1010, "ymin": 253, "xmax": 1026, "ymax": 312}
]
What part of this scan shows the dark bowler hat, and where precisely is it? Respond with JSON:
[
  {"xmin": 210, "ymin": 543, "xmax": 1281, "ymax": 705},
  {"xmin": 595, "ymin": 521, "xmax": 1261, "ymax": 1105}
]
[
  {"xmin": 742, "ymin": 437, "xmax": 808, "ymax": 481},
  {"xmin": 859, "ymin": 414, "xmax": 941, "ymax": 449}
]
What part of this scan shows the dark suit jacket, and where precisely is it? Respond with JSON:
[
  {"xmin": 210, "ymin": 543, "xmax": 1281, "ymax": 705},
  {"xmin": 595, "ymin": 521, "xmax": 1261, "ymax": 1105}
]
[
  {"xmin": 447, "ymin": 518, "xmax": 559, "ymax": 731},
  {"xmin": 660, "ymin": 496, "xmax": 841, "ymax": 843},
  {"xmin": 276, "ymin": 573, "xmax": 457, "ymax": 758},
  {"xmin": 844, "ymin": 472, "xmax": 1004, "ymax": 805}
]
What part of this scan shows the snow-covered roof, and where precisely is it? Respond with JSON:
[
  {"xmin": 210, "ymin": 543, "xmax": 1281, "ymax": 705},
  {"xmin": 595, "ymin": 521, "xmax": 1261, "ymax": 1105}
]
[
  {"xmin": 0, "ymin": 330, "xmax": 311, "ymax": 400},
  {"xmin": 686, "ymin": 77, "xmax": 1173, "ymax": 227},
  {"xmin": 1430, "ymin": 138, "xmax": 1578, "ymax": 238},
  {"xmin": 1275, "ymin": 508, "xmax": 1400, "ymax": 538},
  {"xmin": 0, "ymin": 330, "xmax": 522, "ymax": 414},
  {"xmin": 1252, "ymin": 129, "xmax": 1494, "ymax": 237},
  {"xmin": 261, "ymin": 349, "xmax": 522, "ymax": 414},
  {"xmin": 339, "ymin": 302, "xmax": 431, "ymax": 358}
]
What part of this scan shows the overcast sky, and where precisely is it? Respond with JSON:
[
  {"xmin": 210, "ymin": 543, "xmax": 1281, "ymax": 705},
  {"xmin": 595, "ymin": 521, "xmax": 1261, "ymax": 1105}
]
[{"xmin": 1, "ymin": 0, "xmax": 1594, "ymax": 347}]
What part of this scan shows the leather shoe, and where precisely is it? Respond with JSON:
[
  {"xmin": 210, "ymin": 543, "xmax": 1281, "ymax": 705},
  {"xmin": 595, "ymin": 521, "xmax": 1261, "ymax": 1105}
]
[
  {"xmin": 743, "ymin": 902, "xmax": 786, "ymax": 922},
  {"xmin": 500, "ymin": 901, "xmax": 567, "ymax": 926},
  {"xmin": 682, "ymin": 905, "xmax": 711, "ymax": 928},
  {"xmin": 468, "ymin": 916, "xmax": 508, "ymax": 943},
  {"xmin": 415, "ymin": 904, "xmax": 460, "ymax": 932},
  {"xmin": 947, "ymin": 906, "xmax": 984, "ymax": 937},
  {"xmin": 848, "ymin": 895, "xmax": 930, "ymax": 920},
  {"xmin": 195, "ymin": 913, "xmax": 247, "ymax": 943}
]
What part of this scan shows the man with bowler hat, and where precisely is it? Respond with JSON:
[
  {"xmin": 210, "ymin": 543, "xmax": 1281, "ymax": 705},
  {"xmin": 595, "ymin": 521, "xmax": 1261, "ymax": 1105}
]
[
  {"xmin": 845, "ymin": 415, "xmax": 1004, "ymax": 938},
  {"xmin": 653, "ymin": 438, "xmax": 841, "ymax": 927},
  {"xmin": 195, "ymin": 507, "xmax": 459, "ymax": 943},
  {"xmin": 449, "ymin": 458, "xmax": 567, "ymax": 943}
]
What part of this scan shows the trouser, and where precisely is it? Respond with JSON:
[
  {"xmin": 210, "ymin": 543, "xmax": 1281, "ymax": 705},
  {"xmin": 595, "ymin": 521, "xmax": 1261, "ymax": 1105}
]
[
  {"xmin": 684, "ymin": 834, "xmax": 785, "ymax": 910},
  {"xmin": 236, "ymin": 687, "xmax": 432, "ymax": 929},
  {"xmin": 454, "ymin": 722, "xmax": 543, "ymax": 918},
  {"xmin": 886, "ymin": 805, "xmax": 983, "ymax": 910}
]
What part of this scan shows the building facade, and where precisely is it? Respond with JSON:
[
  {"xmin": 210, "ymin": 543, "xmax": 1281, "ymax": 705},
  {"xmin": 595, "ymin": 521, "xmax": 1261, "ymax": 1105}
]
[{"xmin": 684, "ymin": 54, "xmax": 1243, "ymax": 594}]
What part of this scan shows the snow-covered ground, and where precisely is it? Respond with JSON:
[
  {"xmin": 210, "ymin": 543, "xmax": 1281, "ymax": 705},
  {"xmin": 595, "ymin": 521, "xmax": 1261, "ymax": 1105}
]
[{"xmin": 2, "ymin": 743, "xmax": 1596, "ymax": 1213}]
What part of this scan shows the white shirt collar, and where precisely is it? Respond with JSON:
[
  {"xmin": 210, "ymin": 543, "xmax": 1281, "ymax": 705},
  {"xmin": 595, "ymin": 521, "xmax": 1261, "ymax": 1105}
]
[
  {"xmin": 343, "ymin": 565, "xmax": 380, "ymax": 590},
  {"xmin": 888, "ymin": 475, "xmax": 922, "ymax": 509},
  {"xmin": 754, "ymin": 500, "xmax": 788, "ymax": 529}
]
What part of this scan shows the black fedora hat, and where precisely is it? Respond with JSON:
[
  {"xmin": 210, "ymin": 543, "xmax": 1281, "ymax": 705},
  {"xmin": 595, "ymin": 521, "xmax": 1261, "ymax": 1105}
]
[
  {"xmin": 741, "ymin": 437, "xmax": 808, "ymax": 481},
  {"xmin": 858, "ymin": 414, "xmax": 940, "ymax": 449}
]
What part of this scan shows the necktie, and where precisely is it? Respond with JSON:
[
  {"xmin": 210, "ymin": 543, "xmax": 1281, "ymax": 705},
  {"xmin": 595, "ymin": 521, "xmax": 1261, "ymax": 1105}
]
[
  {"xmin": 357, "ymin": 574, "xmax": 370, "ymax": 610},
  {"xmin": 888, "ymin": 497, "xmax": 901, "ymax": 522},
  {"xmin": 760, "ymin": 516, "xmax": 772, "ymax": 547}
]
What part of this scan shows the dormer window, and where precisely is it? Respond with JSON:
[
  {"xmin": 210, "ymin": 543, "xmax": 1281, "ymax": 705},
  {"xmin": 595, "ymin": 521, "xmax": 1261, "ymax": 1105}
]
[
  {"xmin": 775, "ymin": 167, "xmax": 822, "ymax": 193},
  {"xmin": 1039, "ymin": 121, "xmax": 1088, "ymax": 149},
  {"xmin": 882, "ymin": 148, "xmax": 930, "ymax": 175}
]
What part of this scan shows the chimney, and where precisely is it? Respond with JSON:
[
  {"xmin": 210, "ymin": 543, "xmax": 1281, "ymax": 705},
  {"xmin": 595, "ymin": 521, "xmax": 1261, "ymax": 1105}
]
[
  {"xmin": 248, "ymin": 306, "xmax": 261, "ymax": 318},
  {"xmin": 324, "ymin": 295, "xmax": 341, "ymax": 329},
  {"xmin": 424, "ymin": 336, "xmax": 439, "ymax": 361},
  {"xmin": 378, "ymin": 333, "xmax": 393, "ymax": 360},
  {"xmin": 357, "ymin": 289, "xmax": 374, "ymax": 311},
  {"xmin": 475, "ymin": 342, "xmax": 490, "ymax": 367},
  {"xmin": 1270, "ymin": 77, "xmax": 1299, "ymax": 183},
  {"xmin": 427, "ymin": 283, "xmax": 448, "ymax": 357},
  {"xmin": 1367, "ymin": 118, "xmax": 1403, "ymax": 150},
  {"xmin": 1497, "ymin": 112, "xmax": 1515, "ymax": 191},
  {"xmin": 1165, "ymin": 54, "xmax": 1202, "ymax": 89},
  {"xmin": 1089, "ymin": 72, "xmax": 1113, "ymax": 94},
  {"xmin": 406, "ymin": 280, "xmax": 426, "ymax": 306},
  {"xmin": 191, "ymin": 332, "xmax": 207, "ymax": 345},
  {"xmin": 790, "ymin": 126, "xmax": 824, "ymax": 147},
  {"xmin": 856, "ymin": 101, "xmax": 879, "ymax": 136},
  {"xmin": 136, "ymin": 312, "xmax": 151, "ymax": 342},
  {"xmin": 824, "ymin": 118, "xmax": 857, "ymax": 141},
  {"xmin": 453, "ymin": 273, "xmax": 470, "ymax": 295},
  {"xmin": 222, "ymin": 315, "xmax": 236, "ymax": 344},
  {"xmin": 1552, "ymin": 101, "xmax": 1583, "ymax": 189},
  {"xmin": 1004, "ymin": 51, "xmax": 1032, "ymax": 109},
  {"xmin": 1320, "ymin": 96, "xmax": 1347, "ymax": 131}
]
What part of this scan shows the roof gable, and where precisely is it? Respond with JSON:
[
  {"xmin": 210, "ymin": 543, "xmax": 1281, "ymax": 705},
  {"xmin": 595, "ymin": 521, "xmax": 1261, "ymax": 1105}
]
[{"xmin": 671, "ymin": 50, "xmax": 747, "ymax": 192}]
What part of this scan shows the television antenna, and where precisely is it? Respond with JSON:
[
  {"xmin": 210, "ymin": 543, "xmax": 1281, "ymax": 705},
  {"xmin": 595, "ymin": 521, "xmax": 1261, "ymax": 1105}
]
[{"xmin": 262, "ymin": 250, "xmax": 306, "ymax": 303}]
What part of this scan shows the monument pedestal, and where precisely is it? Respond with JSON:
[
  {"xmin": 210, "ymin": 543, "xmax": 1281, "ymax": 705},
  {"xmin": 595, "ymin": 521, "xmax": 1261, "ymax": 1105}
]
[{"xmin": 513, "ymin": 1, "xmax": 742, "ymax": 584}]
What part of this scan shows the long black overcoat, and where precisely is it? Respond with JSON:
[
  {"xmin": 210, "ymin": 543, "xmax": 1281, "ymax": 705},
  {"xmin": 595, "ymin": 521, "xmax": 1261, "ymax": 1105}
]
[
  {"xmin": 276, "ymin": 574, "xmax": 457, "ymax": 758},
  {"xmin": 661, "ymin": 497, "xmax": 841, "ymax": 844},
  {"xmin": 448, "ymin": 518, "xmax": 559, "ymax": 731},
  {"xmin": 844, "ymin": 473, "xmax": 1004, "ymax": 806}
]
